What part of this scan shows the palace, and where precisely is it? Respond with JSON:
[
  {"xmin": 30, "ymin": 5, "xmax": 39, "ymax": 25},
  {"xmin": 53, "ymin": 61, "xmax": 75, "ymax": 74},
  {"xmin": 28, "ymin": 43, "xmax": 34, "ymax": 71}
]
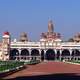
[{"xmin": 0, "ymin": 20, "xmax": 80, "ymax": 61}]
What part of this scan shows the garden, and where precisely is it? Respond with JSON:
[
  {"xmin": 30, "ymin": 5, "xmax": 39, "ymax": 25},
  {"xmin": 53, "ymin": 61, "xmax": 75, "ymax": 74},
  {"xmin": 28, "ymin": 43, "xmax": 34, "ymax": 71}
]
[{"xmin": 0, "ymin": 61, "xmax": 25, "ymax": 73}]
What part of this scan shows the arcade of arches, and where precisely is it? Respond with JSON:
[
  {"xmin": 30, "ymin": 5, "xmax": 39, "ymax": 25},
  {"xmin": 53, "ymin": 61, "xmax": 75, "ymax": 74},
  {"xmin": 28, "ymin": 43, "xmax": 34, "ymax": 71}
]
[{"xmin": 10, "ymin": 49, "xmax": 80, "ymax": 61}]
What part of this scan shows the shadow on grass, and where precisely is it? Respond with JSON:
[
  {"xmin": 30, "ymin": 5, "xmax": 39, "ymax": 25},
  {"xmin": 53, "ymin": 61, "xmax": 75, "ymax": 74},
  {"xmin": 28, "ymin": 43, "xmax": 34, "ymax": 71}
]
[{"xmin": 4, "ymin": 73, "xmax": 80, "ymax": 80}]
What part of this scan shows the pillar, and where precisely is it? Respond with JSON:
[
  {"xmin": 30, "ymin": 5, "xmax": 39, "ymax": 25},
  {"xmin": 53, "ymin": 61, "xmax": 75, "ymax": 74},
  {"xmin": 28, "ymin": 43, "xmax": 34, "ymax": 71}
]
[
  {"xmin": 44, "ymin": 50, "xmax": 47, "ymax": 62},
  {"xmin": 69, "ymin": 49, "xmax": 72, "ymax": 60},
  {"xmin": 59, "ymin": 49, "xmax": 62, "ymax": 61},
  {"xmin": 39, "ymin": 49, "xmax": 41, "ymax": 61},
  {"xmin": 29, "ymin": 49, "xmax": 31, "ymax": 61},
  {"xmin": 18, "ymin": 49, "xmax": 21, "ymax": 61}
]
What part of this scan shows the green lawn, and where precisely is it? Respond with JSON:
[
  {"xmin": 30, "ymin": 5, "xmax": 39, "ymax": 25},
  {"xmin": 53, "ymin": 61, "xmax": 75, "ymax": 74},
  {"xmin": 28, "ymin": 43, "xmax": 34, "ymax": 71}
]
[
  {"xmin": 0, "ymin": 61, "xmax": 24, "ymax": 72},
  {"xmin": 70, "ymin": 60, "xmax": 80, "ymax": 64}
]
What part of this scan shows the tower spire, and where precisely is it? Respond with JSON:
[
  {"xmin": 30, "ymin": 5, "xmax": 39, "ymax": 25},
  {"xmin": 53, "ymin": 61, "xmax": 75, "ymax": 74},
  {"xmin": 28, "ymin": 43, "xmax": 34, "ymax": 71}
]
[{"xmin": 48, "ymin": 20, "xmax": 54, "ymax": 33}]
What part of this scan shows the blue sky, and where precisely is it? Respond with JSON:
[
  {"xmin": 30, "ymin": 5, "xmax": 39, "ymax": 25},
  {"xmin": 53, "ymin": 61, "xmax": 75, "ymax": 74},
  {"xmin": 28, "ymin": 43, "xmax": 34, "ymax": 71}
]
[{"xmin": 0, "ymin": 0, "xmax": 80, "ymax": 41}]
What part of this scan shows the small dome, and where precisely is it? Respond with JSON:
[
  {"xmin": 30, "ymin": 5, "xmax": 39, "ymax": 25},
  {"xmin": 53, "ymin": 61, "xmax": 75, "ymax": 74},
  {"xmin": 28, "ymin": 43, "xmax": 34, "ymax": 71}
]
[
  {"xmin": 20, "ymin": 32, "xmax": 27, "ymax": 37},
  {"xmin": 19, "ymin": 32, "xmax": 28, "ymax": 42},
  {"xmin": 3, "ymin": 31, "xmax": 9, "ymax": 35}
]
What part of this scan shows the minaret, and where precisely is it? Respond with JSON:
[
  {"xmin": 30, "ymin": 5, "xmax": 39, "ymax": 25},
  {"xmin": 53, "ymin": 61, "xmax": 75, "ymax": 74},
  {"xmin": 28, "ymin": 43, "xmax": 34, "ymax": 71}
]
[
  {"xmin": 2, "ymin": 31, "xmax": 11, "ymax": 61},
  {"xmin": 48, "ymin": 20, "xmax": 54, "ymax": 33}
]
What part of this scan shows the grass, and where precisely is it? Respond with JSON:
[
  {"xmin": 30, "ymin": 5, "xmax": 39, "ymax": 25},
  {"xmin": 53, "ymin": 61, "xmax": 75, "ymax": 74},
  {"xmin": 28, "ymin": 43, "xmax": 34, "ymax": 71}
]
[
  {"xmin": 70, "ymin": 60, "xmax": 80, "ymax": 64},
  {"xmin": 0, "ymin": 61, "xmax": 24, "ymax": 72}
]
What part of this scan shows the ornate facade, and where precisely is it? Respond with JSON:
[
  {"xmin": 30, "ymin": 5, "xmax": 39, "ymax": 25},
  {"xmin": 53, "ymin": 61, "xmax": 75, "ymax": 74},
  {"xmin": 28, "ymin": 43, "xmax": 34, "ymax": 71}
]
[{"xmin": 0, "ymin": 20, "xmax": 80, "ymax": 61}]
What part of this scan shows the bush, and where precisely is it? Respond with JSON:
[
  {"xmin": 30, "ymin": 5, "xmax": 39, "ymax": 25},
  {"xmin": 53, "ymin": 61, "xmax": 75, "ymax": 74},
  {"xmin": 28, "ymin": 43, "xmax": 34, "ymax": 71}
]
[
  {"xmin": 28, "ymin": 60, "xmax": 40, "ymax": 65},
  {"xmin": 0, "ymin": 61, "xmax": 25, "ymax": 72}
]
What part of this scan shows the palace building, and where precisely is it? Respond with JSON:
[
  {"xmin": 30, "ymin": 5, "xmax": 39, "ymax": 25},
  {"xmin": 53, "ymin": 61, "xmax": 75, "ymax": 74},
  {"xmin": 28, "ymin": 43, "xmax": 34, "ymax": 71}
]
[{"xmin": 0, "ymin": 20, "xmax": 80, "ymax": 61}]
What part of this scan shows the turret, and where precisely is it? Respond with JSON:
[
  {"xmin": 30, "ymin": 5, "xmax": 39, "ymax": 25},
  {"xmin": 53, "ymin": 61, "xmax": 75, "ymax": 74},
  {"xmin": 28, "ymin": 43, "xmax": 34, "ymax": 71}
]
[
  {"xmin": 3, "ymin": 31, "xmax": 10, "ymax": 44},
  {"xmin": 2, "ymin": 31, "xmax": 11, "ymax": 60}
]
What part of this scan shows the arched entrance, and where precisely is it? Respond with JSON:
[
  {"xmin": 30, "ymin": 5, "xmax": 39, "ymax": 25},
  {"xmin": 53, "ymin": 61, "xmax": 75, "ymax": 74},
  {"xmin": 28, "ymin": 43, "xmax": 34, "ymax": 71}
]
[
  {"xmin": 31, "ymin": 49, "xmax": 40, "ymax": 60},
  {"xmin": 72, "ymin": 49, "xmax": 80, "ymax": 56},
  {"xmin": 61, "ymin": 49, "xmax": 70, "ymax": 60},
  {"xmin": 72, "ymin": 49, "xmax": 80, "ymax": 60},
  {"xmin": 10, "ymin": 49, "xmax": 19, "ymax": 60},
  {"xmin": 45, "ymin": 49, "xmax": 55, "ymax": 60},
  {"xmin": 21, "ymin": 49, "xmax": 29, "ymax": 60}
]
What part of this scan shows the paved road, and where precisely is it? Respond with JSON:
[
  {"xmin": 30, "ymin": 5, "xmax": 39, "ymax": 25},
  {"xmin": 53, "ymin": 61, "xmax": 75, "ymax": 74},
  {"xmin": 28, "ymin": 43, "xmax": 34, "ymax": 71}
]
[{"xmin": 3, "ymin": 61, "xmax": 80, "ymax": 79}]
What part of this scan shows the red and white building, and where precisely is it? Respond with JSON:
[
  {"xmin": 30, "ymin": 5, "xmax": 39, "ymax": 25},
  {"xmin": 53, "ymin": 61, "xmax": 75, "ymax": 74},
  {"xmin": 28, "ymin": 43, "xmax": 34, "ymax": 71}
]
[{"xmin": 0, "ymin": 20, "xmax": 80, "ymax": 61}]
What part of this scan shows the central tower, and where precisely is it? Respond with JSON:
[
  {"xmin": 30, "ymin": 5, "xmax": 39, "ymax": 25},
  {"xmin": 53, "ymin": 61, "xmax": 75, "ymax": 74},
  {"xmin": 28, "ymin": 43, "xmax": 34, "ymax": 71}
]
[
  {"xmin": 48, "ymin": 20, "xmax": 54, "ymax": 33},
  {"xmin": 40, "ymin": 20, "xmax": 61, "ymax": 42}
]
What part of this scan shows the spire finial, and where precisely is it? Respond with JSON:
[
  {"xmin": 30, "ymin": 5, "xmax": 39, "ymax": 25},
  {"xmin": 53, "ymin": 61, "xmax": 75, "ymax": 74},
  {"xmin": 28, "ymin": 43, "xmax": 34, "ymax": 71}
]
[{"xmin": 48, "ymin": 19, "xmax": 54, "ymax": 33}]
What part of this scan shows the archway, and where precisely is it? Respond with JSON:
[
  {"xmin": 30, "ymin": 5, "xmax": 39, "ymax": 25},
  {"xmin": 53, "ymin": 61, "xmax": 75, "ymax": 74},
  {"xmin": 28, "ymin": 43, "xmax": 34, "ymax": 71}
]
[
  {"xmin": 10, "ymin": 49, "xmax": 19, "ymax": 60},
  {"xmin": 31, "ymin": 49, "xmax": 40, "ymax": 60},
  {"xmin": 21, "ymin": 49, "xmax": 29, "ymax": 56},
  {"xmin": 72, "ymin": 49, "xmax": 80, "ymax": 56},
  {"xmin": 21, "ymin": 49, "xmax": 29, "ymax": 60},
  {"xmin": 61, "ymin": 49, "xmax": 70, "ymax": 56},
  {"xmin": 45, "ymin": 49, "xmax": 55, "ymax": 60},
  {"xmin": 61, "ymin": 49, "xmax": 70, "ymax": 61}
]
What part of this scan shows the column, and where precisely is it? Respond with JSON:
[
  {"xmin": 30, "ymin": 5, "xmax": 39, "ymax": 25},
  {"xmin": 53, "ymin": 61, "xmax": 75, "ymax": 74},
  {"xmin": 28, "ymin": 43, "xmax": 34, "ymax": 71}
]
[
  {"xmin": 59, "ymin": 49, "xmax": 62, "ymax": 61},
  {"xmin": 44, "ymin": 50, "xmax": 47, "ymax": 62},
  {"xmin": 39, "ymin": 49, "xmax": 41, "ymax": 61},
  {"xmin": 18, "ymin": 49, "xmax": 21, "ymax": 61},
  {"xmin": 29, "ymin": 49, "xmax": 31, "ymax": 61},
  {"xmin": 69, "ymin": 49, "xmax": 72, "ymax": 60},
  {"xmin": 54, "ymin": 49, "xmax": 57, "ymax": 60}
]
